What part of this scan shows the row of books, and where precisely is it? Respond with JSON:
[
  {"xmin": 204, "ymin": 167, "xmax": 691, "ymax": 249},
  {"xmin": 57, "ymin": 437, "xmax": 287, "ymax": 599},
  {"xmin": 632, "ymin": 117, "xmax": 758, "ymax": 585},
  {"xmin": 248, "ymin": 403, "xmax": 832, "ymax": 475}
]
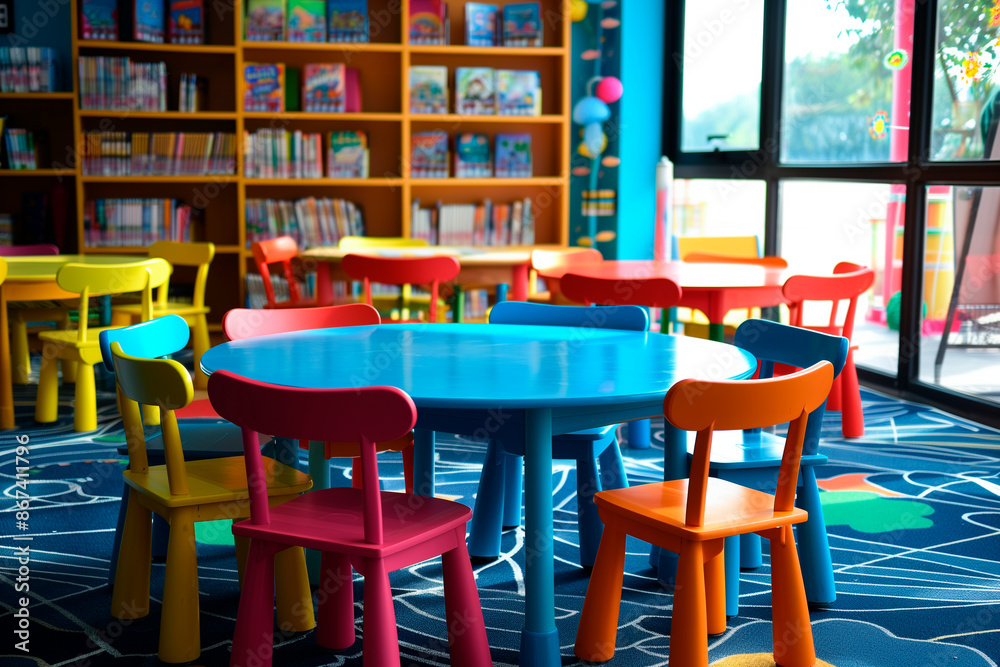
[
  {"xmin": 243, "ymin": 63, "xmax": 361, "ymax": 112},
  {"xmin": 80, "ymin": 0, "xmax": 205, "ymax": 44},
  {"xmin": 0, "ymin": 214, "xmax": 12, "ymax": 245},
  {"xmin": 178, "ymin": 73, "xmax": 206, "ymax": 112},
  {"xmin": 412, "ymin": 197, "xmax": 535, "ymax": 246},
  {"xmin": 0, "ymin": 48, "xmax": 59, "ymax": 93},
  {"xmin": 411, "ymin": 66, "xmax": 541, "ymax": 116},
  {"xmin": 244, "ymin": 129, "xmax": 368, "ymax": 179},
  {"xmin": 246, "ymin": 0, "xmax": 368, "ymax": 42},
  {"xmin": 464, "ymin": 2, "xmax": 542, "ymax": 47},
  {"xmin": 245, "ymin": 197, "xmax": 365, "ymax": 248},
  {"xmin": 82, "ymin": 132, "xmax": 237, "ymax": 175},
  {"xmin": 2, "ymin": 127, "xmax": 39, "ymax": 170},
  {"xmin": 83, "ymin": 198, "xmax": 194, "ymax": 246},
  {"xmin": 78, "ymin": 57, "xmax": 167, "ymax": 111},
  {"xmin": 413, "ymin": 132, "xmax": 531, "ymax": 178}
]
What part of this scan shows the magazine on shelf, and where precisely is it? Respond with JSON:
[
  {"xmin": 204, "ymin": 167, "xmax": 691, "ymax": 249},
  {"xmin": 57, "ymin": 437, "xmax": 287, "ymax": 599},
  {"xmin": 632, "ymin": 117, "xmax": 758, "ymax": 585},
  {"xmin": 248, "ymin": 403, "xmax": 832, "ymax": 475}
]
[
  {"xmin": 465, "ymin": 3, "xmax": 497, "ymax": 46},
  {"xmin": 455, "ymin": 67, "xmax": 495, "ymax": 115},
  {"xmin": 287, "ymin": 0, "xmax": 326, "ymax": 42},
  {"xmin": 496, "ymin": 69, "xmax": 541, "ymax": 115},
  {"xmin": 495, "ymin": 133, "xmax": 531, "ymax": 177},
  {"xmin": 303, "ymin": 63, "xmax": 346, "ymax": 112},
  {"xmin": 326, "ymin": 130, "xmax": 368, "ymax": 178},
  {"xmin": 328, "ymin": 0, "xmax": 369, "ymax": 42},
  {"xmin": 411, "ymin": 131, "xmax": 448, "ymax": 178},
  {"xmin": 454, "ymin": 133, "xmax": 491, "ymax": 178},
  {"xmin": 245, "ymin": 0, "xmax": 286, "ymax": 40},
  {"xmin": 502, "ymin": 2, "xmax": 542, "ymax": 47},
  {"xmin": 168, "ymin": 0, "xmax": 205, "ymax": 44},
  {"xmin": 80, "ymin": 0, "xmax": 119, "ymax": 40},
  {"xmin": 132, "ymin": 0, "xmax": 166, "ymax": 43},
  {"xmin": 243, "ymin": 63, "xmax": 285, "ymax": 112},
  {"xmin": 409, "ymin": 0, "xmax": 447, "ymax": 45},
  {"xmin": 409, "ymin": 65, "xmax": 448, "ymax": 114}
]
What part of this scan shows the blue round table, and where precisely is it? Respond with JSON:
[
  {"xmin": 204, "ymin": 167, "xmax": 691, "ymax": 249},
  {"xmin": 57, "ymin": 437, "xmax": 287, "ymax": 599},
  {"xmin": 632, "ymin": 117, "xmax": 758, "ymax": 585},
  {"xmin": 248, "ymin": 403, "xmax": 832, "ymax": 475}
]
[{"xmin": 201, "ymin": 322, "xmax": 756, "ymax": 667}]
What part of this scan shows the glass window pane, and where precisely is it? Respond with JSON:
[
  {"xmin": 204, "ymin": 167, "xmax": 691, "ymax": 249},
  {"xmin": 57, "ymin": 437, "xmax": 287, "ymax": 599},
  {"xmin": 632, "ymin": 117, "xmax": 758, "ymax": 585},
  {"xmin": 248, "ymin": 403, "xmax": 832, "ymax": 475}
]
[
  {"xmin": 780, "ymin": 181, "xmax": 905, "ymax": 376},
  {"xmin": 920, "ymin": 185, "xmax": 1000, "ymax": 404},
  {"xmin": 931, "ymin": 2, "xmax": 1000, "ymax": 160},
  {"xmin": 672, "ymin": 179, "xmax": 766, "ymax": 242},
  {"xmin": 781, "ymin": 1, "xmax": 914, "ymax": 163},
  {"xmin": 680, "ymin": 0, "xmax": 764, "ymax": 153}
]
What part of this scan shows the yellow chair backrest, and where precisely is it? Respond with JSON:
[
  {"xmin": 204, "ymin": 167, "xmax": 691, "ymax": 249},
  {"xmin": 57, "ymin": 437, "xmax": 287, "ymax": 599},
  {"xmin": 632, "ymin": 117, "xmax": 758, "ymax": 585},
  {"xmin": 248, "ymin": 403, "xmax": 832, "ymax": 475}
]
[
  {"xmin": 677, "ymin": 236, "xmax": 759, "ymax": 260},
  {"xmin": 0, "ymin": 257, "xmax": 7, "ymax": 284},
  {"xmin": 339, "ymin": 236, "xmax": 429, "ymax": 250},
  {"xmin": 148, "ymin": 240, "xmax": 215, "ymax": 309}
]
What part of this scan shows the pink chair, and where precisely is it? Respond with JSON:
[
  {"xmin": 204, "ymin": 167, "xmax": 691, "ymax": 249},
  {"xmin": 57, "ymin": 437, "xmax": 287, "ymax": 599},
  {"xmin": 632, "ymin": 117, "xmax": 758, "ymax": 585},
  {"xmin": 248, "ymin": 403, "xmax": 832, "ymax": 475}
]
[
  {"xmin": 208, "ymin": 372, "xmax": 492, "ymax": 667},
  {"xmin": 341, "ymin": 253, "xmax": 460, "ymax": 322}
]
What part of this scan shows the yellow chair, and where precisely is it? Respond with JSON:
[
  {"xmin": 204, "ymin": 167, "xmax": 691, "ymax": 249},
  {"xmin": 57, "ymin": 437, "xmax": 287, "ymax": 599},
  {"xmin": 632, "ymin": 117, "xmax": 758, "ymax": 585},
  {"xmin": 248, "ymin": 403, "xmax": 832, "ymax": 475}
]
[
  {"xmin": 0, "ymin": 256, "xmax": 7, "ymax": 284},
  {"xmin": 34, "ymin": 259, "xmax": 171, "ymax": 432},
  {"xmin": 110, "ymin": 241, "xmax": 215, "ymax": 389},
  {"xmin": 108, "ymin": 334, "xmax": 314, "ymax": 664},
  {"xmin": 338, "ymin": 236, "xmax": 429, "ymax": 250},
  {"xmin": 676, "ymin": 235, "xmax": 764, "ymax": 337}
]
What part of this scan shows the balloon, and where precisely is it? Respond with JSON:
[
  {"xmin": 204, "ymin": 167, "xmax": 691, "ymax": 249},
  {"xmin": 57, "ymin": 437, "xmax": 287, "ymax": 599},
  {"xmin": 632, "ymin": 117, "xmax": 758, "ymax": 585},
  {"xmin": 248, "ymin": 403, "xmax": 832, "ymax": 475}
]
[
  {"xmin": 572, "ymin": 96, "xmax": 611, "ymax": 125},
  {"xmin": 570, "ymin": 0, "xmax": 588, "ymax": 21},
  {"xmin": 595, "ymin": 77, "xmax": 623, "ymax": 104}
]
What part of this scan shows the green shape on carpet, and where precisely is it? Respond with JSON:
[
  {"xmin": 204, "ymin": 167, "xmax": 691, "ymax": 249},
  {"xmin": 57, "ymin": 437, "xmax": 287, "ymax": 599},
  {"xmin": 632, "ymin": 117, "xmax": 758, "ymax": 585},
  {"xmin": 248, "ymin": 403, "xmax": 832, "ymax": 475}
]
[
  {"xmin": 820, "ymin": 491, "xmax": 934, "ymax": 533},
  {"xmin": 195, "ymin": 519, "xmax": 235, "ymax": 546}
]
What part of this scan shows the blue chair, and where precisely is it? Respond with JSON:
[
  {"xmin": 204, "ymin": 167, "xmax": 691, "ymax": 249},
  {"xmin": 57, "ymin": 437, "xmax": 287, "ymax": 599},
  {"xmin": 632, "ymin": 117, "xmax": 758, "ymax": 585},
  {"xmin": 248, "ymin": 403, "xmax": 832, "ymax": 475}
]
[
  {"xmin": 99, "ymin": 315, "xmax": 248, "ymax": 586},
  {"xmin": 468, "ymin": 301, "xmax": 647, "ymax": 567},
  {"xmin": 696, "ymin": 318, "xmax": 848, "ymax": 615}
]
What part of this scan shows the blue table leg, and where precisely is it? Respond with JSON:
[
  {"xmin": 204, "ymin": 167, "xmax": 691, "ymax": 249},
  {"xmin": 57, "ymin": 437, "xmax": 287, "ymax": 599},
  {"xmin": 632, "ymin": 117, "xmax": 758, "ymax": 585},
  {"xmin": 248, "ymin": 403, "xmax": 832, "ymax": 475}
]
[
  {"xmin": 627, "ymin": 419, "xmax": 651, "ymax": 450},
  {"xmin": 496, "ymin": 284, "xmax": 508, "ymax": 303},
  {"xmin": 502, "ymin": 453, "xmax": 523, "ymax": 529},
  {"xmin": 519, "ymin": 407, "xmax": 560, "ymax": 667},
  {"xmin": 306, "ymin": 440, "xmax": 329, "ymax": 584},
  {"xmin": 413, "ymin": 428, "xmax": 435, "ymax": 497},
  {"xmin": 653, "ymin": 420, "xmax": 686, "ymax": 586}
]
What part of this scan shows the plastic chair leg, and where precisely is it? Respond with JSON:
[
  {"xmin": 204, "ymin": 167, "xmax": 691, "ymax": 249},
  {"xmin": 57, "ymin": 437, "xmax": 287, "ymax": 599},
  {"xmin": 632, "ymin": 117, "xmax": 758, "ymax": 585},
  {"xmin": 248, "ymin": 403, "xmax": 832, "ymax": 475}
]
[
  {"xmin": 159, "ymin": 507, "xmax": 201, "ymax": 664},
  {"xmin": 34, "ymin": 353, "xmax": 59, "ymax": 423},
  {"xmin": 442, "ymin": 534, "xmax": 492, "ymax": 666},
  {"xmin": 723, "ymin": 534, "xmax": 740, "ymax": 617},
  {"xmin": 501, "ymin": 453, "xmax": 523, "ymax": 529},
  {"xmin": 841, "ymin": 353, "xmax": 864, "ymax": 438},
  {"xmin": 796, "ymin": 467, "xmax": 836, "ymax": 605},
  {"xmin": 275, "ymin": 546, "xmax": 314, "ymax": 633},
  {"xmin": 230, "ymin": 539, "xmax": 276, "ymax": 667},
  {"xmin": 575, "ymin": 451, "xmax": 603, "ymax": 568},
  {"xmin": 627, "ymin": 419, "xmax": 651, "ymax": 449},
  {"xmin": 317, "ymin": 551, "xmax": 356, "ymax": 650},
  {"xmin": 596, "ymin": 436, "xmax": 627, "ymax": 491},
  {"xmin": 12, "ymin": 319, "xmax": 29, "ymax": 384},
  {"xmin": 669, "ymin": 539, "xmax": 709, "ymax": 667},
  {"xmin": 192, "ymin": 314, "xmax": 210, "ymax": 390},
  {"xmin": 402, "ymin": 443, "xmax": 414, "ymax": 494},
  {"xmin": 767, "ymin": 525, "xmax": 816, "ymax": 667},
  {"xmin": 306, "ymin": 440, "xmax": 330, "ymax": 585},
  {"xmin": 152, "ymin": 513, "xmax": 170, "ymax": 561},
  {"xmin": 111, "ymin": 488, "xmax": 151, "ymax": 619},
  {"xmin": 740, "ymin": 532, "xmax": 762, "ymax": 569},
  {"xmin": 361, "ymin": 558, "xmax": 400, "ymax": 667},
  {"xmin": 468, "ymin": 439, "xmax": 506, "ymax": 559},
  {"xmin": 573, "ymin": 523, "xmax": 627, "ymax": 662},
  {"xmin": 705, "ymin": 542, "xmax": 727, "ymax": 636},
  {"xmin": 62, "ymin": 359, "xmax": 78, "ymax": 384},
  {"xmin": 826, "ymin": 372, "xmax": 843, "ymax": 412},
  {"xmin": 108, "ymin": 485, "xmax": 129, "ymax": 587},
  {"xmin": 73, "ymin": 363, "xmax": 97, "ymax": 432},
  {"xmin": 234, "ymin": 534, "xmax": 250, "ymax": 587}
]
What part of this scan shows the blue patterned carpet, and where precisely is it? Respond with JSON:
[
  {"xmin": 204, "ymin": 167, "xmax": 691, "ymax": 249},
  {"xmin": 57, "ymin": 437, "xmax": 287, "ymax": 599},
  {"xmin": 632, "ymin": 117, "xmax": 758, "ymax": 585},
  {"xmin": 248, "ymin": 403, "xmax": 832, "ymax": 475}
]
[{"xmin": 1, "ymin": 361, "xmax": 999, "ymax": 666}]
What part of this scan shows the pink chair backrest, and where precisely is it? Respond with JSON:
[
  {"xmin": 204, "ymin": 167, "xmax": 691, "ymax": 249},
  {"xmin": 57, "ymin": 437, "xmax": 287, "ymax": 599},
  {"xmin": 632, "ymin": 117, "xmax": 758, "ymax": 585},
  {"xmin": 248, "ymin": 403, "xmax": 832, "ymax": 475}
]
[
  {"xmin": 782, "ymin": 262, "xmax": 875, "ymax": 341},
  {"xmin": 0, "ymin": 244, "xmax": 59, "ymax": 256},
  {"xmin": 341, "ymin": 254, "xmax": 461, "ymax": 322},
  {"xmin": 208, "ymin": 371, "xmax": 417, "ymax": 544},
  {"xmin": 223, "ymin": 303, "xmax": 380, "ymax": 341},
  {"xmin": 560, "ymin": 273, "xmax": 683, "ymax": 309},
  {"xmin": 251, "ymin": 236, "xmax": 302, "ymax": 307}
]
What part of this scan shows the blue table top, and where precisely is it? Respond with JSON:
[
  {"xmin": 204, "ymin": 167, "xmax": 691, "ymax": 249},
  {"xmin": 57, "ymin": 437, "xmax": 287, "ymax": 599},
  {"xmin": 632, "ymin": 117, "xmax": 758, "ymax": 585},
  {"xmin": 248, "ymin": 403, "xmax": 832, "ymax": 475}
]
[{"xmin": 200, "ymin": 323, "xmax": 757, "ymax": 409}]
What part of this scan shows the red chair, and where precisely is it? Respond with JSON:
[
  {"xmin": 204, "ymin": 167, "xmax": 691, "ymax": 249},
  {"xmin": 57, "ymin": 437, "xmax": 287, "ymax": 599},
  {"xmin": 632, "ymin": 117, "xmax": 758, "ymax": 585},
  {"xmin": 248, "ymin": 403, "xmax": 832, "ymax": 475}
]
[
  {"xmin": 341, "ymin": 253, "xmax": 460, "ymax": 323},
  {"xmin": 560, "ymin": 272, "xmax": 683, "ymax": 309},
  {"xmin": 783, "ymin": 261, "xmax": 875, "ymax": 438},
  {"xmin": 252, "ymin": 236, "xmax": 332, "ymax": 309},
  {"xmin": 529, "ymin": 248, "xmax": 603, "ymax": 304},
  {"xmin": 208, "ymin": 372, "xmax": 492, "ymax": 667}
]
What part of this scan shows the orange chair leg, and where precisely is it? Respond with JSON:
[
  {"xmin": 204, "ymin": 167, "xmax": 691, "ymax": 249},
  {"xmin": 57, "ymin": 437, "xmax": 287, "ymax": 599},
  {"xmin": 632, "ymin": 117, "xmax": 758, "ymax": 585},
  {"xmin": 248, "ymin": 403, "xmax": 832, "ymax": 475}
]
[
  {"xmin": 840, "ymin": 352, "xmax": 864, "ymax": 438},
  {"xmin": 705, "ymin": 541, "xmax": 727, "ymax": 636},
  {"xmin": 230, "ymin": 539, "xmax": 276, "ymax": 667},
  {"xmin": 402, "ymin": 443, "xmax": 414, "ymax": 494},
  {"xmin": 159, "ymin": 507, "xmax": 201, "ymax": 663},
  {"xmin": 669, "ymin": 539, "xmax": 709, "ymax": 667},
  {"xmin": 574, "ymin": 523, "xmax": 627, "ymax": 662},
  {"xmin": 768, "ymin": 525, "xmax": 816, "ymax": 667},
  {"xmin": 111, "ymin": 488, "xmax": 151, "ymax": 619},
  {"xmin": 362, "ymin": 557, "xmax": 401, "ymax": 667},
  {"xmin": 275, "ymin": 546, "xmax": 315, "ymax": 633},
  {"xmin": 317, "ymin": 551, "xmax": 356, "ymax": 650}
]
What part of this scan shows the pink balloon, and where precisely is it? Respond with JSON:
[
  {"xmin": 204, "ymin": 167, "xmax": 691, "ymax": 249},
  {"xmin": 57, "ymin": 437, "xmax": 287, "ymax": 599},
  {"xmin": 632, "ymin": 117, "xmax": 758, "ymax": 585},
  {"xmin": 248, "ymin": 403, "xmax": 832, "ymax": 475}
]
[{"xmin": 595, "ymin": 77, "xmax": 623, "ymax": 103}]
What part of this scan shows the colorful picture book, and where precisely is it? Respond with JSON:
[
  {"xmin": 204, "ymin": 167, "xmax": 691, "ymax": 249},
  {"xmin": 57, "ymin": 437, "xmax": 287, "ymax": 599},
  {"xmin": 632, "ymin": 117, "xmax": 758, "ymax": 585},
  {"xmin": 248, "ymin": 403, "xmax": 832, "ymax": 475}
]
[
  {"xmin": 327, "ymin": 130, "xmax": 368, "ymax": 178},
  {"xmin": 465, "ymin": 3, "xmax": 497, "ymax": 46},
  {"xmin": 455, "ymin": 67, "xmax": 495, "ymax": 115},
  {"xmin": 80, "ymin": 0, "xmax": 119, "ymax": 40},
  {"xmin": 411, "ymin": 131, "xmax": 448, "ymax": 178},
  {"xmin": 133, "ymin": 0, "xmax": 166, "ymax": 43},
  {"xmin": 245, "ymin": 0, "xmax": 286, "ymax": 40},
  {"xmin": 495, "ymin": 133, "xmax": 531, "ymax": 177},
  {"xmin": 243, "ymin": 63, "xmax": 285, "ymax": 112},
  {"xmin": 409, "ymin": 65, "xmax": 448, "ymax": 114},
  {"xmin": 303, "ymin": 63, "xmax": 346, "ymax": 112},
  {"xmin": 409, "ymin": 0, "xmax": 447, "ymax": 45},
  {"xmin": 327, "ymin": 0, "xmax": 369, "ymax": 42},
  {"xmin": 287, "ymin": 0, "xmax": 326, "ymax": 41},
  {"xmin": 454, "ymin": 133, "xmax": 491, "ymax": 178},
  {"xmin": 502, "ymin": 2, "xmax": 542, "ymax": 46},
  {"xmin": 168, "ymin": 0, "xmax": 204, "ymax": 44},
  {"xmin": 496, "ymin": 69, "xmax": 541, "ymax": 115}
]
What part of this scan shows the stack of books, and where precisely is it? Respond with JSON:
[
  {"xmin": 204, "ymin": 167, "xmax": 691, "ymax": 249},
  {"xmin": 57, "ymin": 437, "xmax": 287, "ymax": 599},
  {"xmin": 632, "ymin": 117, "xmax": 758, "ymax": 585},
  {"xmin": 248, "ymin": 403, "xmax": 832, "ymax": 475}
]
[
  {"xmin": 81, "ymin": 131, "xmax": 237, "ymax": 175},
  {"xmin": 3, "ymin": 128, "xmax": 39, "ymax": 170},
  {"xmin": 244, "ymin": 128, "xmax": 324, "ymax": 178},
  {"xmin": 412, "ymin": 132, "xmax": 531, "ymax": 178},
  {"xmin": 245, "ymin": 0, "xmax": 370, "ymax": 42},
  {"xmin": 0, "ymin": 48, "xmax": 59, "ymax": 93},
  {"xmin": 245, "ymin": 196, "xmax": 365, "ymax": 248},
  {"xmin": 411, "ymin": 197, "xmax": 534, "ymax": 246},
  {"xmin": 411, "ymin": 66, "xmax": 541, "ymax": 115},
  {"xmin": 78, "ymin": 57, "xmax": 167, "ymax": 111},
  {"xmin": 84, "ymin": 198, "xmax": 194, "ymax": 246}
]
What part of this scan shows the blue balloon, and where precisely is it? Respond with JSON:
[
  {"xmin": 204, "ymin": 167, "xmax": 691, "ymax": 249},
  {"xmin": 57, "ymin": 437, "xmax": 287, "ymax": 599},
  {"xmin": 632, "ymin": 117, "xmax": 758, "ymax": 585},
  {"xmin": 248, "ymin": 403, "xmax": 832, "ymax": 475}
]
[
  {"xmin": 573, "ymin": 96, "xmax": 611, "ymax": 125},
  {"xmin": 584, "ymin": 122, "xmax": 604, "ymax": 156}
]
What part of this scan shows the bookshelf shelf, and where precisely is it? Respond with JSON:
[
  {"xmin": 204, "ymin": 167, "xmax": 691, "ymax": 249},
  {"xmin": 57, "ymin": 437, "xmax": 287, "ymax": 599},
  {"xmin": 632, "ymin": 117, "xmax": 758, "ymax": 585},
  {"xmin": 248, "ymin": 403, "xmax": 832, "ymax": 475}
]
[
  {"xmin": 408, "ymin": 45, "xmax": 566, "ymax": 56},
  {"xmin": 411, "ymin": 178, "xmax": 566, "ymax": 186},
  {"xmin": 0, "ymin": 92, "xmax": 75, "ymax": 100},
  {"xmin": 411, "ymin": 114, "xmax": 564, "ymax": 124},
  {"xmin": 77, "ymin": 40, "xmax": 237, "ymax": 54},
  {"xmin": 240, "ymin": 41, "xmax": 403, "ymax": 53},
  {"xmin": 242, "ymin": 112, "xmax": 402, "ymax": 122},
  {"xmin": 77, "ymin": 111, "xmax": 239, "ymax": 120},
  {"xmin": 244, "ymin": 178, "xmax": 405, "ymax": 187},
  {"xmin": 81, "ymin": 175, "xmax": 239, "ymax": 183},
  {"xmin": 0, "ymin": 169, "xmax": 77, "ymax": 177}
]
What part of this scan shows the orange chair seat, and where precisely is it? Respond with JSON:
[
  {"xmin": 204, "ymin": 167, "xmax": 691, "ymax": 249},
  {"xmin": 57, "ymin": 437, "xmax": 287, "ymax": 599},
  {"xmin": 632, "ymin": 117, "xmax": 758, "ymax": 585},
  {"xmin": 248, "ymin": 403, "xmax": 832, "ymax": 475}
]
[
  {"xmin": 124, "ymin": 456, "xmax": 311, "ymax": 508},
  {"xmin": 597, "ymin": 477, "xmax": 808, "ymax": 542},
  {"xmin": 232, "ymin": 487, "xmax": 471, "ymax": 559}
]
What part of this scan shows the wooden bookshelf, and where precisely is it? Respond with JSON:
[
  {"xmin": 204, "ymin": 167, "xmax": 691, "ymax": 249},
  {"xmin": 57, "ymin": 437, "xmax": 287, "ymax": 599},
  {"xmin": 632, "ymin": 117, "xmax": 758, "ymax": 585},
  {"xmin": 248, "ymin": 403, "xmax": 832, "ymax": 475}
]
[{"xmin": 58, "ymin": 0, "xmax": 570, "ymax": 322}]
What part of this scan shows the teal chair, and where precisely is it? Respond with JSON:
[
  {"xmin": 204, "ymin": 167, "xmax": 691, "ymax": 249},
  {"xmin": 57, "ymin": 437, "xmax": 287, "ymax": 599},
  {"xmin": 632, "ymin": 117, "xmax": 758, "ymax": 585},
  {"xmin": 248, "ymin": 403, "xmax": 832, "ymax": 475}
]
[{"xmin": 468, "ymin": 301, "xmax": 648, "ymax": 567}]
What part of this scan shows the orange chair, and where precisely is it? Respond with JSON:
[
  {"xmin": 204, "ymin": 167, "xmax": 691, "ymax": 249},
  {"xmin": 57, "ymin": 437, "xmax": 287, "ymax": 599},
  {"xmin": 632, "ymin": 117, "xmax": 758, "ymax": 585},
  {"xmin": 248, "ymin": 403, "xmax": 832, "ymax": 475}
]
[
  {"xmin": 783, "ymin": 261, "xmax": 875, "ymax": 438},
  {"xmin": 528, "ymin": 247, "xmax": 603, "ymax": 304},
  {"xmin": 341, "ymin": 254, "xmax": 460, "ymax": 322},
  {"xmin": 252, "ymin": 236, "xmax": 332, "ymax": 309},
  {"xmin": 574, "ymin": 361, "xmax": 835, "ymax": 667}
]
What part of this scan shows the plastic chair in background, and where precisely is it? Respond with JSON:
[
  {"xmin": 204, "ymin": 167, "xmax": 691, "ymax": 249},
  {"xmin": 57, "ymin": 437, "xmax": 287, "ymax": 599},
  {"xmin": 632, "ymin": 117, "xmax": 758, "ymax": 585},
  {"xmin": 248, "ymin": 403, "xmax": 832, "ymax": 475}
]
[
  {"xmin": 574, "ymin": 362, "xmax": 834, "ymax": 667},
  {"xmin": 700, "ymin": 319, "xmax": 849, "ymax": 615},
  {"xmin": 110, "ymin": 241, "xmax": 216, "ymax": 389},
  {"xmin": 208, "ymin": 373, "xmax": 492, "ymax": 667},
  {"xmin": 676, "ymin": 235, "xmax": 761, "ymax": 260},
  {"xmin": 342, "ymin": 253, "xmax": 460, "ymax": 322},
  {"xmin": 683, "ymin": 252, "xmax": 788, "ymax": 269},
  {"xmin": 108, "ymin": 338, "xmax": 313, "ymax": 664},
  {"xmin": 783, "ymin": 261, "xmax": 875, "ymax": 437},
  {"xmin": 252, "ymin": 236, "xmax": 332, "ymax": 309},
  {"xmin": 34, "ymin": 259, "xmax": 171, "ymax": 432},
  {"xmin": 338, "ymin": 236, "xmax": 436, "ymax": 318},
  {"xmin": 467, "ymin": 301, "xmax": 645, "ymax": 566},
  {"xmin": 528, "ymin": 247, "xmax": 603, "ymax": 304}
]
